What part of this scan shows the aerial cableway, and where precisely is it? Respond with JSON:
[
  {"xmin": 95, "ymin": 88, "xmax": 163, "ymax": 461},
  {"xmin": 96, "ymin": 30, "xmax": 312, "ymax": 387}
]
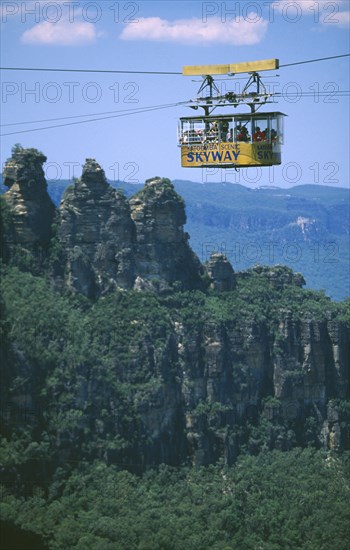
[{"xmin": 178, "ymin": 58, "xmax": 286, "ymax": 169}]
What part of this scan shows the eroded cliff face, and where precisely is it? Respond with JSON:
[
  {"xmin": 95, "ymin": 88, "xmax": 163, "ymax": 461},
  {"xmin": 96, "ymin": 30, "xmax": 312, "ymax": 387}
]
[
  {"xmin": 1, "ymin": 148, "xmax": 349, "ymax": 469},
  {"xmin": 130, "ymin": 311, "xmax": 349, "ymax": 467},
  {"xmin": 56, "ymin": 159, "xmax": 136, "ymax": 296},
  {"xmin": 129, "ymin": 177, "xmax": 205, "ymax": 292},
  {"xmin": 54, "ymin": 166, "xmax": 204, "ymax": 296},
  {"xmin": 4, "ymin": 281, "xmax": 347, "ymax": 470},
  {"xmin": 1, "ymin": 146, "xmax": 56, "ymax": 255}
]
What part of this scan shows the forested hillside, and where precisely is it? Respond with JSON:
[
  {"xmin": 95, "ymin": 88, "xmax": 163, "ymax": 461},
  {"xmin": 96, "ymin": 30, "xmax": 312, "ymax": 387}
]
[
  {"xmin": 1, "ymin": 147, "xmax": 349, "ymax": 549},
  {"xmin": 1, "ymin": 264, "xmax": 349, "ymax": 549}
]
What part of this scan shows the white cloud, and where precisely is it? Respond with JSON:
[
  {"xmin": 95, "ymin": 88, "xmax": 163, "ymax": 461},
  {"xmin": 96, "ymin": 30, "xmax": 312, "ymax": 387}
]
[
  {"xmin": 120, "ymin": 16, "xmax": 268, "ymax": 45},
  {"xmin": 21, "ymin": 20, "xmax": 100, "ymax": 45}
]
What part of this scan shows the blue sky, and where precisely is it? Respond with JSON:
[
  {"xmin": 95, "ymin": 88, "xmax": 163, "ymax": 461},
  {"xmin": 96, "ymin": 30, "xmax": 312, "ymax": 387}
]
[{"xmin": 1, "ymin": 0, "xmax": 349, "ymax": 188}]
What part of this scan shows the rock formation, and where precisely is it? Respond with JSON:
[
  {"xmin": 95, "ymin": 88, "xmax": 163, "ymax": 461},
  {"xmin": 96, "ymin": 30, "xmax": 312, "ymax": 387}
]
[
  {"xmin": 206, "ymin": 252, "xmax": 236, "ymax": 291},
  {"xmin": 1, "ymin": 145, "xmax": 56, "ymax": 256},
  {"xmin": 53, "ymin": 168, "xmax": 205, "ymax": 296},
  {"xmin": 250, "ymin": 265, "xmax": 306, "ymax": 288},
  {"xmin": 129, "ymin": 177, "xmax": 205, "ymax": 291},
  {"xmin": 56, "ymin": 158, "xmax": 135, "ymax": 296}
]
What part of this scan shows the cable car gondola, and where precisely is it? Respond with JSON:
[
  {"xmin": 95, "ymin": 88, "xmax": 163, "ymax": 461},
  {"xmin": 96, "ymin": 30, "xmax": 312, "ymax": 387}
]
[{"xmin": 178, "ymin": 59, "xmax": 286, "ymax": 169}]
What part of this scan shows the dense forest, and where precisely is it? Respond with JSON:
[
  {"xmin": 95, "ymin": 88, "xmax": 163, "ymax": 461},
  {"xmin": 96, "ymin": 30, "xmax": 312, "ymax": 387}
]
[
  {"xmin": 1, "ymin": 264, "xmax": 349, "ymax": 549},
  {"xmin": 1, "ymin": 146, "xmax": 349, "ymax": 549},
  {"xmin": 1, "ymin": 448, "xmax": 349, "ymax": 549}
]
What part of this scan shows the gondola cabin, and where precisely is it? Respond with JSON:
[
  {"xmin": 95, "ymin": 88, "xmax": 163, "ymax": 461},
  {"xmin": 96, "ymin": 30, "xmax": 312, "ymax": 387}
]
[
  {"xmin": 179, "ymin": 59, "xmax": 286, "ymax": 168},
  {"xmin": 178, "ymin": 112, "xmax": 286, "ymax": 168}
]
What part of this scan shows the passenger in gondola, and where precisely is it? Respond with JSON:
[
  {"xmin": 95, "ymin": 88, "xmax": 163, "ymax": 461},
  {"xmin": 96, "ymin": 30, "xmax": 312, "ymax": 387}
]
[
  {"xmin": 180, "ymin": 131, "xmax": 189, "ymax": 144},
  {"xmin": 207, "ymin": 121, "xmax": 219, "ymax": 142},
  {"xmin": 195, "ymin": 129, "xmax": 205, "ymax": 143},
  {"xmin": 271, "ymin": 129, "xmax": 277, "ymax": 142},
  {"xmin": 234, "ymin": 124, "xmax": 242, "ymax": 141},
  {"xmin": 227, "ymin": 128, "xmax": 234, "ymax": 142},
  {"xmin": 253, "ymin": 126, "xmax": 264, "ymax": 142},
  {"xmin": 238, "ymin": 126, "xmax": 250, "ymax": 142},
  {"xmin": 220, "ymin": 121, "xmax": 229, "ymax": 140}
]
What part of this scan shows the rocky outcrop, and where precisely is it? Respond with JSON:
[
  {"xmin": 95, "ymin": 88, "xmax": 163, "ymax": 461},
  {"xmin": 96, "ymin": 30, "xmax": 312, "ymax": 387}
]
[
  {"xmin": 2, "ymin": 153, "xmax": 205, "ymax": 296},
  {"xmin": 1, "ymin": 146, "xmax": 56, "ymax": 254},
  {"xmin": 56, "ymin": 159, "xmax": 135, "ymax": 296},
  {"xmin": 0, "ymin": 150, "xmax": 207, "ymax": 296},
  {"xmin": 2, "ymin": 290, "xmax": 348, "ymax": 468},
  {"xmin": 206, "ymin": 252, "xmax": 236, "ymax": 291},
  {"xmin": 130, "ymin": 177, "xmax": 205, "ymax": 291},
  {"xmin": 249, "ymin": 265, "xmax": 305, "ymax": 289},
  {"xmin": 53, "ymin": 169, "xmax": 205, "ymax": 296}
]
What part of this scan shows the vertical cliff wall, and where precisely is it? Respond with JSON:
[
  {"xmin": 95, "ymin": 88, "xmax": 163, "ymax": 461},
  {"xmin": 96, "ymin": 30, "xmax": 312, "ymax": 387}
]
[
  {"xmin": 1, "ymin": 146, "xmax": 56, "ymax": 258},
  {"xmin": 130, "ymin": 306, "xmax": 349, "ymax": 466}
]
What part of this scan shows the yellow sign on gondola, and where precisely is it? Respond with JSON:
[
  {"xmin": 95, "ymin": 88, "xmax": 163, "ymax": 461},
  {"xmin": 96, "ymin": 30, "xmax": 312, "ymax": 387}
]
[{"xmin": 181, "ymin": 142, "xmax": 281, "ymax": 168}]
